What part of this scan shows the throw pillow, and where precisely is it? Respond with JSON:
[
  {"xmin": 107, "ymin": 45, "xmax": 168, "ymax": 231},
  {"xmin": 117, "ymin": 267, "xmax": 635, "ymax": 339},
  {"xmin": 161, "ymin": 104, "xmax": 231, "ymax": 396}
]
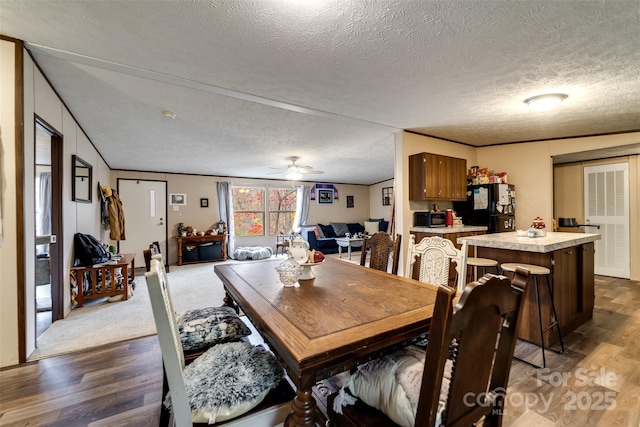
[
  {"xmin": 318, "ymin": 223, "xmax": 336, "ymax": 238},
  {"xmin": 369, "ymin": 218, "xmax": 384, "ymax": 222},
  {"xmin": 364, "ymin": 221, "xmax": 380, "ymax": 235},
  {"xmin": 379, "ymin": 220, "xmax": 389, "ymax": 233},
  {"xmin": 347, "ymin": 223, "xmax": 365, "ymax": 235},
  {"xmin": 331, "ymin": 222, "xmax": 350, "ymax": 237},
  {"xmin": 176, "ymin": 306, "xmax": 252, "ymax": 351}
]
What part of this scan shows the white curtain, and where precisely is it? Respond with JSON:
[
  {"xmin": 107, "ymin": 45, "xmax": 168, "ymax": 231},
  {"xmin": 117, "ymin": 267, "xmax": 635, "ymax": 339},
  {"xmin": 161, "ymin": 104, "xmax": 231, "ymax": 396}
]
[
  {"xmin": 38, "ymin": 172, "xmax": 52, "ymax": 236},
  {"xmin": 293, "ymin": 185, "xmax": 311, "ymax": 232},
  {"xmin": 217, "ymin": 182, "xmax": 236, "ymax": 258}
]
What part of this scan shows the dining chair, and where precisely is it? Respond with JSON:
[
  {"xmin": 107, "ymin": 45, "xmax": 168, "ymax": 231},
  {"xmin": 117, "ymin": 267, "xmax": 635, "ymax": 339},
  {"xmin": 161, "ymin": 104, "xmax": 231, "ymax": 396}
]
[
  {"xmin": 146, "ymin": 259, "xmax": 294, "ymax": 426},
  {"xmin": 360, "ymin": 232, "xmax": 402, "ymax": 275},
  {"xmin": 405, "ymin": 235, "xmax": 468, "ymax": 293},
  {"xmin": 328, "ymin": 268, "xmax": 529, "ymax": 427}
]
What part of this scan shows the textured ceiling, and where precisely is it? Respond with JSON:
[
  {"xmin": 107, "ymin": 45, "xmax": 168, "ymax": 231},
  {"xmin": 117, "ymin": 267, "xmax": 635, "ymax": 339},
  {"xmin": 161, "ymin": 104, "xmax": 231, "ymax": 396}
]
[{"xmin": 1, "ymin": 0, "xmax": 639, "ymax": 185}]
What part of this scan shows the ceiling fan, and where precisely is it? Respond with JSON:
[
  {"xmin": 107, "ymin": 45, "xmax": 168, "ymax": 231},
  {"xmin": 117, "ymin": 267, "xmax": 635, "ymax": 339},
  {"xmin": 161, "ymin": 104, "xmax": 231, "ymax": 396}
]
[{"xmin": 269, "ymin": 156, "xmax": 324, "ymax": 180}]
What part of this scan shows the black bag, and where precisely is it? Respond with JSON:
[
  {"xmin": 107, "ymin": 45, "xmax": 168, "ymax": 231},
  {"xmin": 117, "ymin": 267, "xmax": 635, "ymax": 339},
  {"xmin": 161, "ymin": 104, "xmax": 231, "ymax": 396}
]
[{"xmin": 74, "ymin": 233, "xmax": 110, "ymax": 267}]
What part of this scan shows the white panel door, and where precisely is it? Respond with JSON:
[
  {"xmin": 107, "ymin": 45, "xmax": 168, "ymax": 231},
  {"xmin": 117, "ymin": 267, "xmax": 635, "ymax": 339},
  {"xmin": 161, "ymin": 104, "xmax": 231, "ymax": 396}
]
[
  {"xmin": 584, "ymin": 163, "xmax": 629, "ymax": 278},
  {"xmin": 117, "ymin": 179, "xmax": 167, "ymax": 265}
]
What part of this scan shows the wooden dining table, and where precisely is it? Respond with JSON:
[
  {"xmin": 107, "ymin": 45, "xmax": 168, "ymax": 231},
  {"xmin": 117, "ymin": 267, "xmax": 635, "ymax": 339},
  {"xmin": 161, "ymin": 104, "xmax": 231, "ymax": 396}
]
[{"xmin": 214, "ymin": 257, "xmax": 439, "ymax": 427}]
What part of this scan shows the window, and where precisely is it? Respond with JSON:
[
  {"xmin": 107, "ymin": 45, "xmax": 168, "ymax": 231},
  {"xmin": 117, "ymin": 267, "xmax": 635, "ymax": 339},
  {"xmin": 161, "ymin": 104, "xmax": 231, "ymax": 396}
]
[
  {"xmin": 269, "ymin": 188, "xmax": 297, "ymax": 235},
  {"xmin": 232, "ymin": 187, "xmax": 265, "ymax": 236}
]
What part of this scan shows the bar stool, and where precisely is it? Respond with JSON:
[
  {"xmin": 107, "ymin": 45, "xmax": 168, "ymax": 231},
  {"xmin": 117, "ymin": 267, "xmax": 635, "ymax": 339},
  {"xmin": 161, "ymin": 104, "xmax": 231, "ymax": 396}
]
[
  {"xmin": 501, "ymin": 262, "xmax": 565, "ymax": 369},
  {"xmin": 466, "ymin": 257, "xmax": 499, "ymax": 281}
]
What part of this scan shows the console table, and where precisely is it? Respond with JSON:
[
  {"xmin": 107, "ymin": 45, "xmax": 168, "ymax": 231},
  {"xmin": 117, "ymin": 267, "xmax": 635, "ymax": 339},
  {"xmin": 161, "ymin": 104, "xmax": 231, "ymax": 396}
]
[{"xmin": 176, "ymin": 235, "xmax": 227, "ymax": 265}]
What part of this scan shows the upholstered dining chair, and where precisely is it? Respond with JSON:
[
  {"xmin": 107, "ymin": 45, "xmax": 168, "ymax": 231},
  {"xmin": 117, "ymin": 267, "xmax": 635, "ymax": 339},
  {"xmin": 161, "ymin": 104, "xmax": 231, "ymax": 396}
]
[
  {"xmin": 328, "ymin": 268, "xmax": 529, "ymax": 427},
  {"xmin": 405, "ymin": 235, "xmax": 468, "ymax": 293},
  {"xmin": 146, "ymin": 259, "xmax": 294, "ymax": 426},
  {"xmin": 360, "ymin": 232, "xmax": 402, "ymax": 275}
]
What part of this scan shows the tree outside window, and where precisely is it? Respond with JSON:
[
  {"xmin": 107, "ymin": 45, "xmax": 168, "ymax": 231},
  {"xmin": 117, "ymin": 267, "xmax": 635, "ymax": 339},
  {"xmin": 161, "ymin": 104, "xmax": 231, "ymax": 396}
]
[
  {"xmin": 269, "ymin": 188, "xmax": 297, "ymax": 235},
  {"xmin": 232, "ymin": 187, "xmax": 265, "ymax": 236}
]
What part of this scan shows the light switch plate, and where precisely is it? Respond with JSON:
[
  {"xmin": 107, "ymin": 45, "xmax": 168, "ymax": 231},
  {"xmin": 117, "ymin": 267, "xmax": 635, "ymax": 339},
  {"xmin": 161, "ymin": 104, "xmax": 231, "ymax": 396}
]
[{"xmin": 173, "ymin": 205, "xmax": 179, "ymax": 211}]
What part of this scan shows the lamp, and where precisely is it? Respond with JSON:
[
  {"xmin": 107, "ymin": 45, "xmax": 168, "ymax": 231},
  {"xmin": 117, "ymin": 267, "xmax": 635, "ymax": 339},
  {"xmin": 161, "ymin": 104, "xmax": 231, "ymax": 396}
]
[
  {"xmin": 286, "ymin": 171, "xmax": 303, "ymax": 181},
  {"xmin": 524, "ymin": 93, "xmax": 568, "ymax": 112}
]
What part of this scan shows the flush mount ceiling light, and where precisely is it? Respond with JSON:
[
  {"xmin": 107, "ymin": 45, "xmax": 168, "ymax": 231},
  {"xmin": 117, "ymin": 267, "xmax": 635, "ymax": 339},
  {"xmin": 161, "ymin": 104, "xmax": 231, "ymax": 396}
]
[
  {"xmin": 162, "ymin": 110, "xmax": 176, "ymax": 119},
  {"xmin": 524, "ymin": 93, "xmax": 568, "ymax": 112}
]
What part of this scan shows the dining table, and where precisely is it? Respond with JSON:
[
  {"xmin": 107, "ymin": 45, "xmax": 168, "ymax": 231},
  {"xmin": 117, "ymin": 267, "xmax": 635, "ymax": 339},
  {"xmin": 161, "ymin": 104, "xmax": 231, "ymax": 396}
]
[{"xmin": 214, "ymin": 257, "xmax": 439, "ymax": 427}]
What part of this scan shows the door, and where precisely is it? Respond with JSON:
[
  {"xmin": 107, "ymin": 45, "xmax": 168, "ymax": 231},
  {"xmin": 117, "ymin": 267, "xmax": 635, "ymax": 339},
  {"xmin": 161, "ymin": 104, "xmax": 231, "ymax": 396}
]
[
  {"xmin": 584, "ymin": 163, "xmax": 630, "ymax": 278},
  {"xmin": 117, "ymin": 179, "xmax": 167, "ymax": 266}
]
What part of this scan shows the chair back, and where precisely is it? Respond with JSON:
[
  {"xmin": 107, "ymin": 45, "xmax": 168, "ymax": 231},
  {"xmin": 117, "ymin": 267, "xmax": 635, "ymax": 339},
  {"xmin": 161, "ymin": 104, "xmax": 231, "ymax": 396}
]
[
  {"xmin": 405, "ymin": 234, "xmax": 468, "ymax": 293},
  {"xmin": 416, "ymin": 269, "xmax": 529, "ymax": 427},
  {"xmin": 146, "ymin": 259, "xmax": 192, "ymax": 426},
  {"xmin": 360, "ymin": 232, "xmax": 402, "ymax": 275}
]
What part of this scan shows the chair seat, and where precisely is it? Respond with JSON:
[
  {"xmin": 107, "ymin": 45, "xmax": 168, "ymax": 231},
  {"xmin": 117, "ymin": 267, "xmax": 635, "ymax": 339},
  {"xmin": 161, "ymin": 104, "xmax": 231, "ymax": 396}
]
[
  {"xmin": 501, "ymin": 262, "xmax": 550, "ymax": 276},
  {"xmin": 467, "ymin": 257, "xmax": 498, "ymax": 267}
]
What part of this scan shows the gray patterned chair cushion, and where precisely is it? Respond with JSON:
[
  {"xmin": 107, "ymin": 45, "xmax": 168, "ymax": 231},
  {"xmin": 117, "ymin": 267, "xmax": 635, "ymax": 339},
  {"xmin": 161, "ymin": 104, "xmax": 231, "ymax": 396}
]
[{"xmin": 176, "ymin": 306, "xmax": 252, "ymax": 351}]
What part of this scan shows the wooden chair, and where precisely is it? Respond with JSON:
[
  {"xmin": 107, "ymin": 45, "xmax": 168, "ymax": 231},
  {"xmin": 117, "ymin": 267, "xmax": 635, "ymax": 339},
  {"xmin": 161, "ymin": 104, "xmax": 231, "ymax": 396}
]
[
  {"xmin": 360, "ymin": 232, "xmax": 402, "ymax": 275},
  {"xmin": 405, "ymin": 235, "xmax": 468, "ymax": 293},
  {"xmin": 327, "ymin": 268, "xmax": 529, "ymax": 427},
  {"xmin": 146, "ymin": 259, "xmax": 294, "ymax": 426}
]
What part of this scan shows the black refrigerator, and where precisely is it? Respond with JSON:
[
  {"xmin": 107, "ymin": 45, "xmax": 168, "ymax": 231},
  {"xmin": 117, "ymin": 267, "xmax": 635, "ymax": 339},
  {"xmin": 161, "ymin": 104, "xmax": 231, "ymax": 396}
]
[{"xmin": 454, "ymin": 183, "xmax": 516, "ymax": 233}]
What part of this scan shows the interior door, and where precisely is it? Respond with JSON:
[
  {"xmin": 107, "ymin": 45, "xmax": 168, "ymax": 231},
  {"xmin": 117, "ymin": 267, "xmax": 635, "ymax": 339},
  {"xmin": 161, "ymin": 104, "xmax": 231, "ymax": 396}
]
[
  {"xmin": 584, "ymin": 163, "xmax": 630, "ymax": 278},
  {"xmin": 117, "ymin": 179, "xmax": 167, "ymax": 266}
]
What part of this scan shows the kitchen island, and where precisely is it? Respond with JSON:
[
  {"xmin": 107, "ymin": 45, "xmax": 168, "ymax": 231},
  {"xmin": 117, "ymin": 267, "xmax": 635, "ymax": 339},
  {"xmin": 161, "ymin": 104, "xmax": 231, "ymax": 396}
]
[{"xmin": 458, "ymin": 232, "xmax": 601, "ymax": 346}]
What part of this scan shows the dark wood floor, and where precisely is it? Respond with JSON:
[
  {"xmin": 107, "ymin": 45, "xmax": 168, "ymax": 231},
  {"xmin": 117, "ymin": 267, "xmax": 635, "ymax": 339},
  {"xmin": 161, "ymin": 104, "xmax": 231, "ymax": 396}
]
[{"xmin": 1, "ymin": 275, "xmax": 638, "ymax": 426}]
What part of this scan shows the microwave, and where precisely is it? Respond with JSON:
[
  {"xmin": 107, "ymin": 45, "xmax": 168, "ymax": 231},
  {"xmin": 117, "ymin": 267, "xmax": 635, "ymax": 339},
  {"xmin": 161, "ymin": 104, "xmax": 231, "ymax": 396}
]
[{"xmin": 414, "ymin": 211, "xmax": 447, "ymax": 228}]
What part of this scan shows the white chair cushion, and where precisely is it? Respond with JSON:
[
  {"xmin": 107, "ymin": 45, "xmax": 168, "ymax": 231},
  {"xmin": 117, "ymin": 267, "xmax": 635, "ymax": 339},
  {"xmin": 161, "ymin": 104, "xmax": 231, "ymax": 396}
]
[
  {"xmin": 343, "ymin": 346, "xmax": 451, "ymax": 427},
  {"xmin": 164, "ymin": 341, "xmax": 285, "ymax": 424}
]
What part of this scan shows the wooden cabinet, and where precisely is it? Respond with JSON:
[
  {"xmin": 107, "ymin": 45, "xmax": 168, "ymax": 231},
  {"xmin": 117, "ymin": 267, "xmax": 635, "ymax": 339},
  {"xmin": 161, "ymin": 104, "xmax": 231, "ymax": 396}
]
[
  {"xmin": 176, "ymin": 235, "xmax": 227, "ymax": 265},
  {"xmin": 409, "ymin": 152, "xmax": 467, "ymax": 201}
]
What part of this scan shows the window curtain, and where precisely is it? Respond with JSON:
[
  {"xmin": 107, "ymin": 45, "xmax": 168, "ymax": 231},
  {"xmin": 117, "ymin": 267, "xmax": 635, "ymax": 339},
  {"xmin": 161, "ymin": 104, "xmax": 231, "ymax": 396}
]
[
  {"xmin": 36, "ymin": 172, "xmax": 52, "ymax": 256},
  {"xmin": 293, "ymin": 184, "xmax": 311, "ymax": 232},
  {"xmin": 217, "ymin": 182, "xmax": 236, "ymax": 258},
  {"xmin": 38, "ymin": 172, "xmax": 52, "ymax": 236}
]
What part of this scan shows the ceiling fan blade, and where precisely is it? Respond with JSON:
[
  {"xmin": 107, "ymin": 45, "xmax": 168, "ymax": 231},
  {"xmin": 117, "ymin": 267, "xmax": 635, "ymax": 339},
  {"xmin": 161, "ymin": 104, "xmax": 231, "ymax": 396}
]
[{"xmin": 303, "ymin": 170, "xmax": 324, "ymax": 174}]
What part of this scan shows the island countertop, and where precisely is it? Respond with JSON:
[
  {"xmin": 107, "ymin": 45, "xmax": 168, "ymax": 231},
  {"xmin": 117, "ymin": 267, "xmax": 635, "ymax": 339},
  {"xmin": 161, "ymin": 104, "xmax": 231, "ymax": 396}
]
[{"xmin": 457, "ymin": 231, "xmax": 601, "ymax": 253}]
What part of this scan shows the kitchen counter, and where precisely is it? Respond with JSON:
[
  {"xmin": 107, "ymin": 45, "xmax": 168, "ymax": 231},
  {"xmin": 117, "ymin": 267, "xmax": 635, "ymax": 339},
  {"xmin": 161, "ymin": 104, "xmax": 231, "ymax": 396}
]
[
  {"xmin": 458, "ymin": 231, "xmax": 600, "ymax": 347},
  {"xmin": 456, "ymin": 231, "xmax": 600, "ymax": 253},
  {"xmin": 410, "ymin": 225, "xmax": 488, "ymax": 234}
]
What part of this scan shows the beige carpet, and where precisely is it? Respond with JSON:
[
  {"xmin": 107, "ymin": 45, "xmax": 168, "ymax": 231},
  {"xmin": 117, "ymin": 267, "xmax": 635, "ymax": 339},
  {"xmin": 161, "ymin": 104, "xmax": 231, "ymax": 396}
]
[
  {"xmin": 30, "ymin": 260, "xmax": 244, "ymax": 360},
  {"xmin": 29, "ymin": 253, "xmax": 358, "ymax": 361}
]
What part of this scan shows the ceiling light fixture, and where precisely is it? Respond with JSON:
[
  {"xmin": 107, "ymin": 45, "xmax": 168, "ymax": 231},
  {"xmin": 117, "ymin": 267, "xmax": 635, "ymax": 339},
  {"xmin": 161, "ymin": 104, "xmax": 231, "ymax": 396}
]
[
  {"xmin": 524, "ymin": 93, "xmax": 568, "ymax": 112},
  {"xmin": 286, "ymin": 171, "xmax": 303, "ymax": 181},
  {"xmin": 163, "ymin": 110, "xmax": 176, "ymax": 119}
]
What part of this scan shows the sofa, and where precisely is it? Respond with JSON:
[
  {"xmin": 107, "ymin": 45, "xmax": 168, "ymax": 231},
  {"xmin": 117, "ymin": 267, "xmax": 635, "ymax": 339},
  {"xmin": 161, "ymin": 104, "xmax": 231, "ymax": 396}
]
[{"xmin": 300, "ymin": 219, "xmax": 389, "ymax": 254}]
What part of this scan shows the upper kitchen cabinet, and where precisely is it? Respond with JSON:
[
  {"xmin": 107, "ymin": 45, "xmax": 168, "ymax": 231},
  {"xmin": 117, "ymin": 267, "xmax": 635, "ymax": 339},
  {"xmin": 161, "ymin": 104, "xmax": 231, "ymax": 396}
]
[{"xmin": 409, "ymin": 153, "xmax": 467, "ymax": 201}]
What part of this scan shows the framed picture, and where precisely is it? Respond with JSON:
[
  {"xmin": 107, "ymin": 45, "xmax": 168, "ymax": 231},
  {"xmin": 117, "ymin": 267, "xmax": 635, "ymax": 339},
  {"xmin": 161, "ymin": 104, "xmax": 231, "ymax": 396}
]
[
  {"xmin": 200, "ymin": 198, "xmax": 209, "ymax": 208},
  {"xmin": 170, "ymin": 193, "xmax": 187, "ymax": 206},
  {"xmin": 382, "ymin": 187, "xmax": 393, "ymax": 206},
  {"xmin": 346, "ymin": 195, "xmax": 354, "ymax": 208},
  {"xmin": 317, "ymin": 188, "xmax": 334, "ymax": 204}
]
